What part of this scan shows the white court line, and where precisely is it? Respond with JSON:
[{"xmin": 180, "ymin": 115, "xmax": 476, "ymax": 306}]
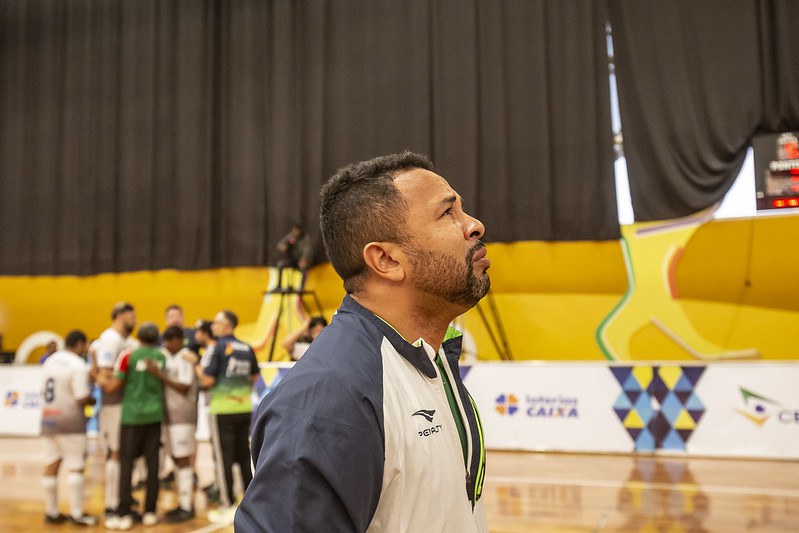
[{"xmin": 488, "ymin": 475, "xmax": 799, "ymax": 499}]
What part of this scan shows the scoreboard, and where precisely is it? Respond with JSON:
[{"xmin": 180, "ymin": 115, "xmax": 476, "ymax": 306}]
[{"xmin": 754, "ymin": 130, "xmax": 799, "ymax": 211}]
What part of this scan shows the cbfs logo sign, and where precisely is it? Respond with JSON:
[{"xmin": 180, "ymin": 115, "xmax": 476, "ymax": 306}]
[
  {"xmin": 4, "ymin": 390, "xmax": 20, "ymax": 407},
  {"xmin": 3, "ymin": 389, "xmax": 39, "ymax": 409},
  {"xmin": 495, "ymin": 393, "xmax": 578, "ymax": 418},
  {"xmin": 736, "ymin": 387, "xmax": 799, "ymax": 426},
  {"xmin": 495, "ymin": 394, "xmax": 519, "ymax": 416}
]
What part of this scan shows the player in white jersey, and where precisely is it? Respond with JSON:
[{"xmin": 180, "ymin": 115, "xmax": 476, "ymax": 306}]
[
  {"xmin": 92, "ymin": 302, "xmax": 137, "ymax": 519},
  {"xmin": 194, "ymin": 319, "xmax": 221, "ymax": 503},
  {"xmin": 150, "ymin": 326, "xmax": 199, "ymax": 523},
  {"xmin": 40, "ymin": 330, "xmax": 98, "ymax": 526}
]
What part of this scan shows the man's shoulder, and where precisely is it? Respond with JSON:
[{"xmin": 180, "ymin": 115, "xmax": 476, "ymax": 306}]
[
  {"xmin": 219, "ymin": 336, "xmax": 254, "ymax": 355},
  {"xmin": 127, "ymin": 345, "xmax": 157, "ymax": 362},
  {"xmin": 171, "ymin": 348, "xmax": 195, "ymax": 366},
  {"xmin": 98, "ymin": 328, "xmax": 122, "ymax": 343},
  {"xmin": 278, "ymin": 319, "xmax": 384, "ymax": 394},
  {"xmin": 316, "ymin": 310, "xmax": 384, "ymax": 353},
  {"xmin": 41, "ymin": 350, "xmax": 64, "ymax": 365},
  {"xmin": 46, "ymin": 350, "xmax": 83, "ymax": 367},
  {"xmin": 129, "ymin": 345, "xmax": 146, "ymax": 357},
  {"xmin": 143, "ymin": 345, "xmax": 165, "ymax": 359},
  {"xmin": 174, "ymin": 347, "xmax": 193, "ymax": 357}
]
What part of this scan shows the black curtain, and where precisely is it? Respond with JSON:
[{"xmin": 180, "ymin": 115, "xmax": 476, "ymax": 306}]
[
  {"xmin": 608, "ymin": 0, "xmax": 799, "ymax": 221},
  {"xmin": 0, "ymin": 0, "xmax": 618, "ymax": 276},
  {"xmin": 0, "ymin": 1, "xmax": 217, "ymax": 274}
]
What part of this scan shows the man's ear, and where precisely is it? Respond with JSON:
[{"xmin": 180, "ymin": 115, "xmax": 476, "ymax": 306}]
[{"xmin": 362, "ymin": 242, "xmax": 406, "ymax": 282}]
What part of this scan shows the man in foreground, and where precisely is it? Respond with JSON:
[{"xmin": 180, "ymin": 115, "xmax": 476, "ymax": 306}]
[{"xmin": 237, "ymin": 152, "xmax": 491, "ymax": 532}]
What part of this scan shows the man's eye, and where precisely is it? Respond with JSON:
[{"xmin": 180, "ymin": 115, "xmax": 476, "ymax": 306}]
[{"xmin": 441, "ymin": 208, "xmax": 453, "ymax": 217}]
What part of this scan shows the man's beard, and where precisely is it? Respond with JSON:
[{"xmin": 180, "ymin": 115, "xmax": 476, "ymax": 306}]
[{"xmin": 407, "ymin": 241, "xmax": 490, "ymax": 308}]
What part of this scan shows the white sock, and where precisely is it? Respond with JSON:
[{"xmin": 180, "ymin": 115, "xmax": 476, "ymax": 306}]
[
  {"xmin": 67, "ymin": 472, "xmax": 84, "ymax": 518},
  {"xmin": 105, "ymin": 459, "xmax": 120, "ymax": 511},
  {"xmin": 42, "ymin": 476, "xmax": 58, "ymax": 517},
  {"xmin": 176, "ymin": 466, "xmax": 194, "ymax": 511}
]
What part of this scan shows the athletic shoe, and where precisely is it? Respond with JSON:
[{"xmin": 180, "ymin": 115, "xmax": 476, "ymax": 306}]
[
  {"xmin": 44, "ymin": 513, "xmax": 68, "ymax": 524},
  {"xmin": 115, "ymin": 515, "xmax": 134, "ymax": 531},
  {"xmin": 108, "ymin": 510, "xmax": 140, "ymax": 529},
  {"xmin": 164, "ymin": 506, "xmax": 195, "ymax": 523},
  {"xmin": 207, "ymin": 505, "xmax": 236, "ymax": 524},
  {"xmin": 142, "ymin": 512, "xmax": 158, "ymax": 526},
  {"xmin": 69, "ymin": 514, "xmax": 99, "ymax": 526}
]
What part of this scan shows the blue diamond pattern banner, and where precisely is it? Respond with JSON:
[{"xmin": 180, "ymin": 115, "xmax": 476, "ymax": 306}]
[{"xmin": 610, "ymin": 366, "xmax": 706, "ymax": 451}]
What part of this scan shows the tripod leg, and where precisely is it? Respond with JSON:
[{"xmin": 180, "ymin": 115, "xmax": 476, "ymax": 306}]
[
  {"xmin": 486, "ymin": 291, "xmax": 513, "ymax": 360},
  {"xmin": 476, "ymin": 303, "xmax": 505, "ymax": 360},
  {"xmin": 267, "ymin": 292, "xmax": 286, "ymax": 362}
]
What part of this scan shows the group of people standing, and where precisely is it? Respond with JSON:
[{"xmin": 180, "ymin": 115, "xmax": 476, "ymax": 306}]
[{"xmin": 39, "ymin": 302, "xmax": 259, "ymax": 529}]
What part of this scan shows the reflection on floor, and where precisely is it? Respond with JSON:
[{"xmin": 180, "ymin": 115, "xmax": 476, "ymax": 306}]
[
  {"xmin": 484, "ymin": 451, "xmax": 799, "ymax": 532},
  {"xmin": 1, "ymin": 437, "xmax": 797, "ymax": 532}
]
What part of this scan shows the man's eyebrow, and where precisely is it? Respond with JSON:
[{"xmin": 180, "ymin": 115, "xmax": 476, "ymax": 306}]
[{"xmin": 437, "ymin": 194, "xmax": 458, "ymax": 208}]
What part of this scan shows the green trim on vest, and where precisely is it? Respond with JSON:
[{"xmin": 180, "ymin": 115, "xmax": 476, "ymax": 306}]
[{"xmin": 435, "ymin": 353, "xmax": 468, "ymax": 466}]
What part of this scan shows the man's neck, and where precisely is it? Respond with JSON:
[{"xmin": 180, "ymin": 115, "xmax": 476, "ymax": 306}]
[
  {"xmin": 111, "ymin": 323, "xmax": 127, "ymax": 337},
  {"xmin": 351, "ymin": 290, "xmax": 460, "ymax": 352}
]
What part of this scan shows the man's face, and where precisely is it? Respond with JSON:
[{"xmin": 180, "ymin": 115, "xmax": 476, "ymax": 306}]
[
  {"xmin": 73, "ymin": 340, "xmax": 87, "ymax": 357},
  {"xmin": 212, "ymin": 312, "xmax": 232, "ymax": 338},
  {"xmin": 164, "ymin": 337, "xmax": 183, "ymax": 355},
  {"xmin": 165, "ymin": 308, "xmax": 184, "ymax": 328},
  {"xmin": 120, "ymin": 311, "xmax": 137, "ymax": 336},
  {"xmin": 394, "ymin": 169, "xmax": 490, "ymax": 310}
]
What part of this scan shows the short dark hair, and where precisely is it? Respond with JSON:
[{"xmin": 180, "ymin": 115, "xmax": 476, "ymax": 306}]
[
  {"xmin": 320, "ymin": 151, "xmax": 433, "ymax": 293},
  {"xmin": 308, "ymin": 316, "xmax": 328, "ymax": 329},
  {"xmin": 64, "ymin": 330, "xmax": 87, "ymax": 348},
  {"xmin": 162, "ymin": 326, "xmax": 184, "ymax": 341},
  {"xmin": 165, "ymin": 304, "xmax": 183, "ymax": 314},
  {"xmin": 111, "ymin": 302, "xmax": 134, "ymax": 320},
  {"xmin": 137, "ymin": 322, "xmax": 159, "ymax": 344},
  {"xmin": 221, "ymin": 310, "xmax": 238, "ymax": 329},
  {"xmin": 195, "ymin": 320, "xmax": 214, "ymax": 338}
]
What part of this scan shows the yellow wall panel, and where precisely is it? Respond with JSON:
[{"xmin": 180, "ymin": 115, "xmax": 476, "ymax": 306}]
[
  {"xmin": 1, "ymin": 219, "xmax": 797, "ymax": 363},
  {"xmin": 0, "ymin": 267, "xmax": 270, "ymax": 354}
]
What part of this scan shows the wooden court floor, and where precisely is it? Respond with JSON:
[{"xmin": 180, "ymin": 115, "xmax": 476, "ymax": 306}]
[{"xmin": 1, "ymin": 436, "xmax": 797, "ymax": 532}]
